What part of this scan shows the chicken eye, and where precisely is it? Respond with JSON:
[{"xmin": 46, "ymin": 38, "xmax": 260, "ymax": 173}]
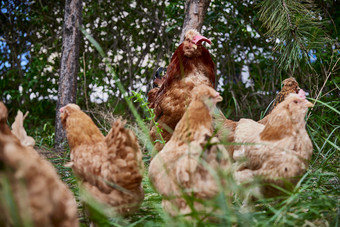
[{"xmin": 294, "ymin": 100, "xmax": 298, "ymax": 104}]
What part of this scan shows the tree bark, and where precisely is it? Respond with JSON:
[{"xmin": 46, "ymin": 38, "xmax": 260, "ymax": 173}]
[
  {"xmin": 54, "ymin": 0, "xmax": 82, "ymax": 151},
  {"xmin": 180, "ymin": 0, "xmax": 211, "ymax": 43}
]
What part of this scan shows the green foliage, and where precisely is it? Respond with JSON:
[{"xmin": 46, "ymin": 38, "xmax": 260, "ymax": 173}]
[
  {"xmin": 1, "ymin": 0, "xmax": 339, "ymax": 123},
  {"xmin": 258, "ymin": 0, "xmax": 331, "ymax": 71},
  {"xmin": 130, "ymin": 91, "xmax": 165, "ymax": 147}
]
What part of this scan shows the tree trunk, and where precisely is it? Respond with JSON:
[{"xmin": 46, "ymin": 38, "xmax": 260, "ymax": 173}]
[
  {"xmin": 180, "ymin": 0, "xmax": 211, "ymax": 43},
  {"xmin": 54, "ymin": 0, "xmax": 82, "ymax": 151}
]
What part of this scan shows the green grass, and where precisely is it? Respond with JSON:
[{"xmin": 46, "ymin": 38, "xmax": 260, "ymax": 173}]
[
  {"xmin": 2, "ymin": 92, "xmax": 338, "ymax": 226},
  {"xmin": 33, "ymin": 95, "xmax": 338, "ymax": 226},
  {"xmin": 47, "ymin": 152, "xmax": 338, "ymax": 227}
]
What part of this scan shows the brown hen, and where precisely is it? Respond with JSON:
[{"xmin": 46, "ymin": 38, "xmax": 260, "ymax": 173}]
[
  {"xmin": 233, "ymin": 90, "xmax": 313, "ymax": 200},
  {"xmin": 60, "ymin": 104, "xmax": 144, "ymax": 216},
  {"xmin": 0, "ymin": 102, "xmax": 79, "ymax": 227},
  {"xmin": 215, "ymin": 77, "xmax": 301, "ymax": 153},
  {"xmin": 148, "ymin": 29, "xmax": 215, "ymax": 152},
  {"xmin": 149, "ymin": 85, "xmax": 230, "ymax": 217}
]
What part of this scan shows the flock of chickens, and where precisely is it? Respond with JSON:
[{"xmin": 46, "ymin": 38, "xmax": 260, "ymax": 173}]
[{"xmin": 0, "ymin": 29, "xmax": 314, "ymax": 226}]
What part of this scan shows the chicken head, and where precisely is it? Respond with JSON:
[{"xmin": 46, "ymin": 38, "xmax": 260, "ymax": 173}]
[
  {"xmin": 183, "ymin": 29, "xmax": 212, "ymax": 57},
  {"xmin": 192, "ymin": 84, "xmax": 222, "ymax": 109}
]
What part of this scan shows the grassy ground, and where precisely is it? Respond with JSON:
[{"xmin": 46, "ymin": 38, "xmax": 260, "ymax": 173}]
[
  {"xmin": 34, "ymin": 99, "xmax": 339, "ymax": 226},
  {"xmin": 38, "ymin": 145, "xmax": 339, "ymax": 227}
]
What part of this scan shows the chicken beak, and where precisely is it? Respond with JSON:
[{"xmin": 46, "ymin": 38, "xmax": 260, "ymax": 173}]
[
  {"xmin": 192, "ymin": 44, "xmax": 197, "ymax": 50},
  {"xmin": 305, "ymin": 100, "xmax": 314, "ymax": 108},
  {"xmin": 59, "ymin": 107, "xmax": 65, "ymax": 113},
  {"xmin": 215, "ymin": 95, "xmax": 223, "ymax": 103}
]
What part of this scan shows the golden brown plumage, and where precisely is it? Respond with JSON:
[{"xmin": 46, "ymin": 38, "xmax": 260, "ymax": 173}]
[
  {"xmin": 0, "ymin": 102, "xmax": 79, "ymax": 227},
  {"xmin": 60, "ymin": 104, "xmax": 144, "ymax": 216},
  {"xmin": 149, "ymin": 85, "xmax": 230, "ymax": 217},
  {"xmin": 233, "ymin": 90, "xmax": 313, "ymax": 199},
  {"xmin": 148, "ymin": 29, "xmax": 215, "ymax": 152},
  {"xmin": 215, "ymin": 77, "xmax": 301, "ymax": 152}
]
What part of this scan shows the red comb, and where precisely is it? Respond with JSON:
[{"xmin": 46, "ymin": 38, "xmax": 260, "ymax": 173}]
[{"xmin": 192, "ymin": 34, "xmax": 212, "ymax": 45}]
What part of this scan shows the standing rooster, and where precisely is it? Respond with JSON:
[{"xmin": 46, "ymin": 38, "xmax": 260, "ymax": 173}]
[
  {"xmin": 149, "ymin": 85, "xmax": 230, "ymax": 217},
  {"xmin": 148, "ymin": 29, "xmax": 215, "ymax": 152},
  {"xmin": 60, "ymin": 104, "xmax": 144, "ymax": 217}
]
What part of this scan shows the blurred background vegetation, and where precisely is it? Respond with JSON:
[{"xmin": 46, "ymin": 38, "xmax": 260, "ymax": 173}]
[{"xmin": 1, "ymin": 0, "xmax": 338, "ymax": 129}]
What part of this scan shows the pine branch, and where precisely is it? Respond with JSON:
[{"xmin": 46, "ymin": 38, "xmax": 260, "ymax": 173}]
[{"xmin": 258, "ymin": 0, "xmax": 330, "ymax": 71}]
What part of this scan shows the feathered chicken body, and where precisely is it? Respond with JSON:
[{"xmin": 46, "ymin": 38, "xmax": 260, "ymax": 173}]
[
  {"xmin": 148, "ymin": 29, "xmax": 215, "ymax": 152},
  {"xmin": 149, "ymin": 85, "xmax": 230, "ymax": 216},
  {"xmin": 60, "ymin": 104, "xmax": 144, "ymax": 216},
  {"xmin": 215, "ymin": 77, "xmax": 301, "ymax": 155},
  {"xmin": 233, "ymin": 90, "xmax": 313, "ymax": 198},
  {"xmin": 0, "ymin": 102, "xmax": 79, "ymax": 227}
]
